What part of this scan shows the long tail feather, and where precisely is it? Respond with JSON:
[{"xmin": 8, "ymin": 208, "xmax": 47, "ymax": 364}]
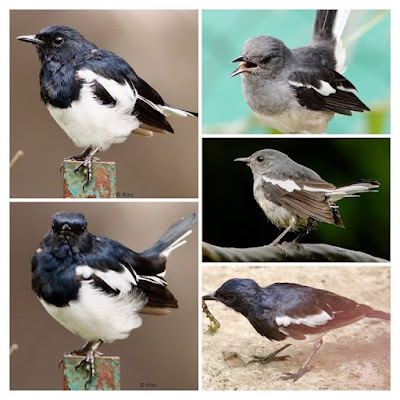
[
  {"xmin": 141, "ymin": 213, "xmax": 198, "ymax": 258},
  {"xmin": 326, "ymin": 179, "xmax": 379, "ymax": 202}
]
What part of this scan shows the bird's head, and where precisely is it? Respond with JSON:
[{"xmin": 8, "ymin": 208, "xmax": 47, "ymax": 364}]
[
  {"xmin": 17, "ymin": 25, "xmax": 91, "ymax": 63},
  {"xmin": 229, "ymin": 36, "xmax": 289, "ymax": 80},
  {"xmin": 51, "ymin": 211, "xmax": 88, "ymax": 241},
  {"xmin": 203, "ymin": 278, "xmax": 260, "ymax": 315},
  {"xmin": 234, "ymin": 148, "xmax": 289, "ymax": 176}
]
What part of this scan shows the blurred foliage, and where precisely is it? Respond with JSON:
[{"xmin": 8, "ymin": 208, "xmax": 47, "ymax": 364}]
[
  {"xmin": 202, "ymin": 138, "xmax": 390, "ymax": 260},
  {"xmin": 202, "ymin": 10, "xmax": 390, "ymax": 134}
]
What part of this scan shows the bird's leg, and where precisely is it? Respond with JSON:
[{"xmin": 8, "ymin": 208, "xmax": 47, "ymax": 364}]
[
  {"xmin": 290, "ymin": 221, "xmax": 314, "ymax": 248},
  {"xmin": 270, "ymin": 223, "xmax": 295, "ymax": 246},
  {"xmin": 74, "ymin": 340, "xmax": 103, "ymax": 388},
  {"xmin": 73, "ymin": 147, "xmax": 101, "ymax": 188},
  {"xmin": 60, "ymin": 146, "xmax": 93, "ymax": 171},
  {"xmin": 280, "ymin": 338, "xmax": 323, "ymax": 382},
  {"xmin": 248, "ymin": 343, "xmax": 292, "ymax": 365}
]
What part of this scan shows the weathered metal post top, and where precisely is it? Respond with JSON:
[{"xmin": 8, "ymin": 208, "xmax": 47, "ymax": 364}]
[
  {"xmin": 62, "ymin": 161, "xmax": 116, "ymax": 198},
  {"xmin": 62, "ymin": 355, "xmax": 120, "ymax": 390}
]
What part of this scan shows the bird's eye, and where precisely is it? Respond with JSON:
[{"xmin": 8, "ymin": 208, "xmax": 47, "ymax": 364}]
[
  {"xmin": 226, "ymin": 294, "xmax": 236, "ymax": 302},
  {"xmin": 257, "ymin": 156, "xmax": 264, "ymax": 162},
  {"xmin": 53, "ymin": 36, "xmax": 64, "ymax": 46},
  {"xmin": 52, "ymin": 221, "xmax": 56, "ymax": 230},
  {"xmin": 261, "ymin": 56, "xmax": 271, "ymax": 64}
]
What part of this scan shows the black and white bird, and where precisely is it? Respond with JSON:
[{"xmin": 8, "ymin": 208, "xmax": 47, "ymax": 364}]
[
  {"xmin": 229, "ymin": 10, "xmax": 369, "ymax": 133},
  {"xmin": 235, "ymin": 149, "xmax": 379, "ymax": 245},
  {"xmin": 17, "ymin": 25, "xmax": 197, "ymax": 185},
  {"xmin": 203, "ymin": 278, "xmax": 390, "ymax": 382},
  {"xmin": 31, "ymin": 211, "xmax": 197, "ymax": 385}
]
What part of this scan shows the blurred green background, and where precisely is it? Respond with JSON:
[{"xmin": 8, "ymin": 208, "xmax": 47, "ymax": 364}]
[
  {"xmin": 202, "ymin": 10, "xmax": 390, "ymax": 134},
  {"xmin": 203, "ymin": 138, "xmax": 390, "ymax": 260}
]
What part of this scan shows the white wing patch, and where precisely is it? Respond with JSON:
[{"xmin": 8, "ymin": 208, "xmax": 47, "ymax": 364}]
[
  {"xmin": 289, "ymin": 79, "xmax": 336, "ymax": 97},
  {"xmin": 275, "ymin": 309, "xmax": 332, "ymax": 328},
  {"xmin": 262, "ymin": 175, "xmax": 301, "ymax": 192},
  {"xmin": 76, "ymin": 264, "xmax": 136, "ymax": 293}
]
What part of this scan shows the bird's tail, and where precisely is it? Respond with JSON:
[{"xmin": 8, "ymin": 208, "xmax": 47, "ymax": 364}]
[
  {"xmin": 366, "ymin": 309, "xmax": 390, "ymax": 321},
  {"xmin": 141, "ymin": 213, "xmax": 198, "ymax": 258},
  {"xmin": 311, "ymin": 10, "xmax": 351, "ymax": 74},
  {"xmin": 159, "ymin": 104, "xmax": 198, "ymax": 118},
  {"xmin": 326, "ymin": 179, "xmax": 380, "ymax": 202}
]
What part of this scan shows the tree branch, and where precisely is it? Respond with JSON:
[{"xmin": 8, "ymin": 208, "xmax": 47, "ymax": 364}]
[{"xmin": 202, "ymin": 242, "xmax": 388, "ymax": 262}]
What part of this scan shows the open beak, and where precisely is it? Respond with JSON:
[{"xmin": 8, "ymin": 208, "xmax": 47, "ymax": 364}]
[
  {"xmin": 229, "ymin": 56, "xmax": 258, "ymax": 78},
  {"xmin": 234, "ymin": 156, "xmax": 251, "ymax": 164},
  {"xmin": 17, "ymin": 35, "xmax": 43, "ymax": 45},
  {"xmin": 202, "ymin": 293, "xmax": 216, "ymax": 301}
]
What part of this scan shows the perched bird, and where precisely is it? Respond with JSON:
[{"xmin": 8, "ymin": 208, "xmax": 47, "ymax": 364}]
[
  {"xmin": 203, "ymin": 278, "xmax": 390, "ymax": 382},
  {"xmin": 17, "ymin": 25, "xmax": 197, "ymax": 185},
  {"xmin": 32, "ymin": 211, "xmax": 197, "ymax": 386},
  {"xmin": 229, "ymin": 10, "xmax": 369, "ymax": 133},
  {"xmin": 235, "ymin": 149, "xmax": 379, "ymax": 246}
]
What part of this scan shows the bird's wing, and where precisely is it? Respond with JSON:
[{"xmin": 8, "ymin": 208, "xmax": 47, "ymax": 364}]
[
  {"xmin": 80, "ymin": 49, "xmax": 174, "ymax": 134},
  {"xmin": 80, "ymin": 236, "xmax": 178, "ymax": 308},
  {"xmin": 288, "ymin": 68, "xmax": 370, "ymax": 115},
  {"xmin": 269, "ymin": 283, "xmax": 371, "ymax": 340},
  {"xmin": 260, "ymin": 174, "xmax": 342, "ymax": 225}
]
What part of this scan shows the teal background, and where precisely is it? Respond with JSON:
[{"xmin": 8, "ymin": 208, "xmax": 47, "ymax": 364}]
[{"xmin": 202, "ymin": 10, "xmax": 390, "ymax": 134}]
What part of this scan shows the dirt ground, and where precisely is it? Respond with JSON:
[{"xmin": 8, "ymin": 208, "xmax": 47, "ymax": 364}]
[{"xmin": 202, "ymin": 265, "xmax": 390, "ymax": 391}]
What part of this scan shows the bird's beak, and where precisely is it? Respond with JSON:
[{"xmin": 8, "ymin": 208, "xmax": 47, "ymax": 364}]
[
  {"xmin": 229, "ymin": 56, "xmax": 258, "ymax": 78},
  {"xmin": 234, "ymin": 156, "xmax": 251, "ymax": 164},
  {"xmin": 60, "ymin": 224, "xmax": 75, "ymax": 237},
  {"xmin": 17, "ymin": 35, "xmax": 43, "ymax": 45},
  {"xmin": 202, "ymin": 293, "xmax": 216, "ymax": 301}
]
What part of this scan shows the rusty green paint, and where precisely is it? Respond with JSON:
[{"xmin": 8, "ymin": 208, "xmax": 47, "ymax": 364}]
[
  {"xmin": 62, "ymin": 161, "xmax": 116, "ymax": 198},
  {"xmin": 62, "ymin": 355, "xmax": 120, "ymax": 390}
]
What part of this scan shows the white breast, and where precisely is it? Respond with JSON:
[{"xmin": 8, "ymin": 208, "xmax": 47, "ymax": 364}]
[
  {"xmin": 39, "ymin": 281, "xmax": 147, "ymax": 343},
  {"xmin": 47, "ymin": 69, "xmax": 140, "ymax": 151}
]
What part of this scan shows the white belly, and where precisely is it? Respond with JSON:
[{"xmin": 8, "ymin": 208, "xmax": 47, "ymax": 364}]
[
  {"xmin": 253, "ymin": 108, "xmax": 333, "ymax": 134},
  {"xmin": 47, "ymin": 77, "xmax": 140, "ymax": 151},
  {"xmin": 254, "ymin": 187, "xmax": 309, "ymax": 230},
  {"xmin": 39, "ymin": 281, "xmax": 147, "ymax": 343}
]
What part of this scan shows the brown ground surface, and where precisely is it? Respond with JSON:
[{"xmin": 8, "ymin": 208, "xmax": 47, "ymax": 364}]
[{"xmin": 202, "ymin": 265, "xmax": 390, "ymax": 391}]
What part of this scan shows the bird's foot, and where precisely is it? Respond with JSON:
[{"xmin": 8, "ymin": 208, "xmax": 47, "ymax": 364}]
[
  {"xmin": 248, "ymin": 353, "xmax": 291, "ymax": 365},
  {"xmin": 269, "ymin": 243, "xmax": 288, "ymax": 257},
  {"xmin": 58, "ymin": 345, "xmax": 96, "ymax": 368},
  {"xmin": 279, "ymin": 366, "xmax": 313, "ymax": 383},
  {"xmin": 74, "ymin": 349, "xmax": 104, "ymax": 388},
  {"xmin": 74, "ymin": 155, "xmax": 100, "ymax": 188},
  {"xmin": 284, "ymin": 241, "xmax": 305, "ymax": 250},
  {"xmin": 59, "ymin": 147, "xmax": 93, "ymax": 172}
]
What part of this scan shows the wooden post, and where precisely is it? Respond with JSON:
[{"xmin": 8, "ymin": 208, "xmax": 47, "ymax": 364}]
[
  {"xmin": 62, "ymin": 355, "xmax": 120, "ymax": 390},
  {"xmin": 62, "ymin": 161, "xmax": 116, "ymax": 198}
]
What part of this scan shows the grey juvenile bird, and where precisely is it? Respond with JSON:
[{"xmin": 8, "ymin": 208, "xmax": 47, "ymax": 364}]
[
  {"xmin": 229, "ymin": 10, "xmax": 369, "ymax": 133},
  {"xmin": 235, "ymin": 149, "xmax": 379, "ymax": 245},
  {"xmin": 203, "ymin": 278, "xmax": 390, "ymax": 382}
]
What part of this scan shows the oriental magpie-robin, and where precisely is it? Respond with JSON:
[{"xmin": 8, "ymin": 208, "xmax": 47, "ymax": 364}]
[
  {"xmin": 229, "ymin": 10, "xmax": 369, "ymax": 133},
  {"xmin": 31, "ymin": 211, "xmax": 197, "ymax": 386},
  {"xmin": 17, "ymin": 25, "xmax": 197, "ymax": 186},
  {"xmin": 235, "ymin": 149, "xmax": 379, "ymax": 246},
  {"xmin": 203, "ymin": 278, "xmax": 390, "ymax": 382}
]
